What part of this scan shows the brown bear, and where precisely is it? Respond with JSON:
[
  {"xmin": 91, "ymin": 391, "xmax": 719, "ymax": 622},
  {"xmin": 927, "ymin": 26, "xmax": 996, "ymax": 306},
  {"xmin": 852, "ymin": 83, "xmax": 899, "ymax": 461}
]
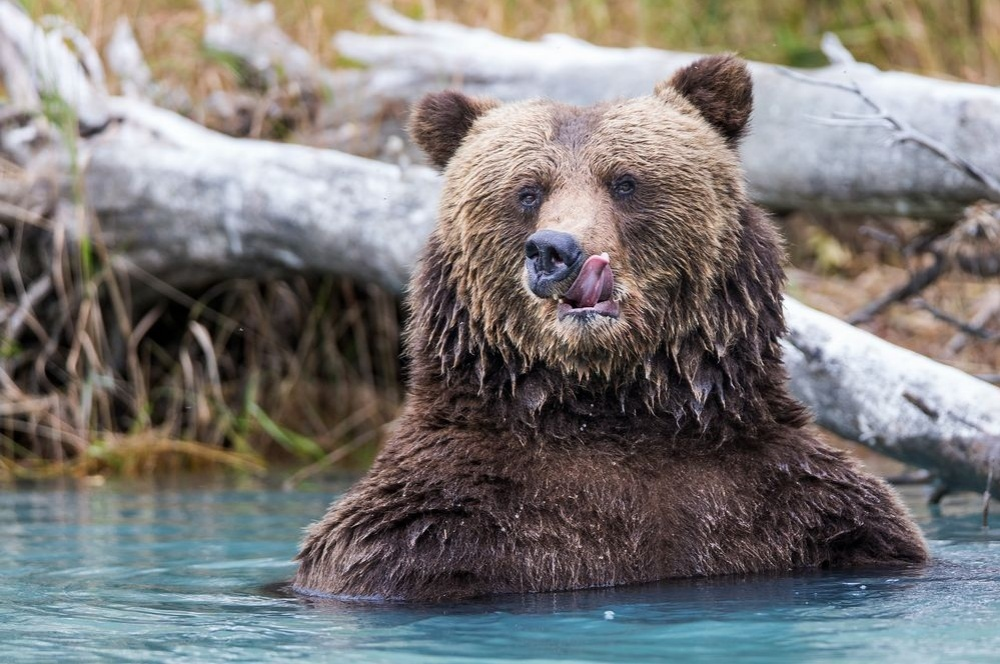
[{"xmin": 293, "ymin": 55, "xmax": 928, "ymax": 601}]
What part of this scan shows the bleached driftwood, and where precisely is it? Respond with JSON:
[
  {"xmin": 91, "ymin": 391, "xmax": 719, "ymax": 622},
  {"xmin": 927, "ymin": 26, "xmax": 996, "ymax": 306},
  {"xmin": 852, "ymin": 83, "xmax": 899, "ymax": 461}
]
[
  {"xmin": 88, "ymin": 98, "xmax": 438, "ymax": 292},
  {"xmin": 71, "ymin": 125, "xmax": 1000, "ymax": 494},
  {"xmin": 2, "ymin": 1, "xmax": 999, "ymax": 496},
  {"xmin": 328, "ymin": 6, "xmax": 1000, "ymax": 220},
  {"xmin": 88, "ymin": 121, "xmax": 1000, "ymax": 495},
  {"xmin": 783, "ymin": 299, "xmax": 1000, "ymax": 497}
]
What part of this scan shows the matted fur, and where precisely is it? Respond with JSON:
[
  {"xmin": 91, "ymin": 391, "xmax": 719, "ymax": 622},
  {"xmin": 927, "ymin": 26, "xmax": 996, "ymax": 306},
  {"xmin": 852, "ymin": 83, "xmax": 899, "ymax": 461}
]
[{"xmin": 294, "ymin": 56, "xmax": 927, "ymax": 602}]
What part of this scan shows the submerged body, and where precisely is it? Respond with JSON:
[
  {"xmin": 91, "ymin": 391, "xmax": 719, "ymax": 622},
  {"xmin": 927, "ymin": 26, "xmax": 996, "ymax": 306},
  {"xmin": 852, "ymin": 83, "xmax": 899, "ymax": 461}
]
[
  {"xmin": 296, "ymin": 404, "xmax": 926, "ymax": 601},
  {"xmin": 294, "ymin": 55, "xmax": 927, "ymax": 601}
]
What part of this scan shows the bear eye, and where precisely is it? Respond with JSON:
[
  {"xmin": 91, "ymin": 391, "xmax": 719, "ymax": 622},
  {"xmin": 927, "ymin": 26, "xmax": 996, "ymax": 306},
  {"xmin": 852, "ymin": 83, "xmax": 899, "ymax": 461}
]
[
  {"xmin": 611, "ymin": 174, "xmax": 637, "ymax": 200},
  {"xmin": 518, "ymin": 185, "xmax": 543, "ymax": 211}
]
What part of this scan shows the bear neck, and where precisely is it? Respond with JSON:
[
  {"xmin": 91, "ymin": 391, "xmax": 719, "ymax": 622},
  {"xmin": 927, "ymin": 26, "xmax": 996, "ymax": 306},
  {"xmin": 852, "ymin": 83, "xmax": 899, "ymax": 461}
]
[{"xmin": 405, "ymin": 206, "xmax": 809, "ymax": 445}]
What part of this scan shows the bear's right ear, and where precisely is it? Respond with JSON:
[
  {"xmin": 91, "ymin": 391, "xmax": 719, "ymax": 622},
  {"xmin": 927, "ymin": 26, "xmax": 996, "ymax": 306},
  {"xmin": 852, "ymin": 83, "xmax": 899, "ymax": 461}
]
[{"xmin": 408, "ymin": 91, "xmax": 499, "ymax": 169}]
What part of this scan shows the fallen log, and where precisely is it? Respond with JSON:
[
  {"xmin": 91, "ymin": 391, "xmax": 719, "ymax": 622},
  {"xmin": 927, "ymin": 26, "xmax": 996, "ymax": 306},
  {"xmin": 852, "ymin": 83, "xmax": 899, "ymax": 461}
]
[
  {"xmin": 87, "ymin": 98, "xmax": 439, "ymax": 293},
  {"xmin": 2, "ymin": 1, "xmax": 999, "ymax": 496},
  {"xmin": 783, "ymin": 299, "xmax": 1000, "ymax": 497},
  {"xmin": 328, "ymin": 6, "xmax": 1000, "ymax": 220}
]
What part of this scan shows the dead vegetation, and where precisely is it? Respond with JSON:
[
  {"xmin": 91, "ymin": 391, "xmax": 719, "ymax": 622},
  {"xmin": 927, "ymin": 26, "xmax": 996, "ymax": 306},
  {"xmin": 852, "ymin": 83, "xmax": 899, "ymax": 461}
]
[{"xmin": 1, "ymin": 169, "xmax": 403, "ymax": 477}]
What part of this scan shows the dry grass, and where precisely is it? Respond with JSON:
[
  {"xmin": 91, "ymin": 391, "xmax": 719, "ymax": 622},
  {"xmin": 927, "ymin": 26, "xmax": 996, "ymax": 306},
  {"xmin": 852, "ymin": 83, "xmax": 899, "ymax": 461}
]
[
  {"xmin": 2, "ymin": 0, "xmax": 998, "ymax": 479},
  {"xmin": 21, "ymin": 0, "xmax": 1000, "ymax": 93},
  {"xmin": 1, "ymin": 199, "xmax": 402, "ymax": 478}
]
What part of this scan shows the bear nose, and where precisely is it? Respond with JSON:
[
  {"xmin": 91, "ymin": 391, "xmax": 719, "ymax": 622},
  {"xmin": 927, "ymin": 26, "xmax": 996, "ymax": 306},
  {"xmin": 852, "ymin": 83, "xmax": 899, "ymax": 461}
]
[{"xmin": 524, "ymin": 230, "xmax": 584, "ymax": 298}]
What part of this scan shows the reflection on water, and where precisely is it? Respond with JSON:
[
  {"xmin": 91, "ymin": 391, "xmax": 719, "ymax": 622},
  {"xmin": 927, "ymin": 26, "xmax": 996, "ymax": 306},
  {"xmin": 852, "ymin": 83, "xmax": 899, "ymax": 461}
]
[{"xmin": 1, "ymin": 479, "xmax": 998, "ymax": 663}]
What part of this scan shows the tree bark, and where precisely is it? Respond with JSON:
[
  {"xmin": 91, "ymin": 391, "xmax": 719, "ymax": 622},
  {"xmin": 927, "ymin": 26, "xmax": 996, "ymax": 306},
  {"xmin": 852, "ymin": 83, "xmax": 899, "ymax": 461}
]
[{"xmin": 328, "ymin": 6, "xmax": 1000, "ymax": 220}]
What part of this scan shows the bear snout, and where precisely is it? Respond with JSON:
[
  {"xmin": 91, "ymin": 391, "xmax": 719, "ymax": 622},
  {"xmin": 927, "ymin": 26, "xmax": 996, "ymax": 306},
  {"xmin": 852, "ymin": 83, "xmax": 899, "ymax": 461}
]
[{"xmin": 524, "ymin": 230, "xmax": 585, "ymax": 298}]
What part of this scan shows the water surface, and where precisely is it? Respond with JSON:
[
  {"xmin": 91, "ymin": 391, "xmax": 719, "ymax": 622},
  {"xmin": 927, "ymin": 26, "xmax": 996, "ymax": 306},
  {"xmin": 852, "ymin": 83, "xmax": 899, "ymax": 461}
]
[{"xmin": 2, "ymin": 478, "xmax": 998, "ymax": 663}]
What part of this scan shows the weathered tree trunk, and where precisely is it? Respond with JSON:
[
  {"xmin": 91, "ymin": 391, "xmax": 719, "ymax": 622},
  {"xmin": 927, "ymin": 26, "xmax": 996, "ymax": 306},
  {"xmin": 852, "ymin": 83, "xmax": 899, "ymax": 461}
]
[
  {"xmin": 783, "ymin": 299, "xmax": 1000, "ymax": 497},
  {"xmin": 2, "ymin": 1, "xmax": 999, "ymax": 496},
  {"xmin": 326, "ymin": 6, "xmax": 1000, "ymax": 220},
  {"xmin": 87, "ymin": 99, "xmax": 438, "ymax": 292}
]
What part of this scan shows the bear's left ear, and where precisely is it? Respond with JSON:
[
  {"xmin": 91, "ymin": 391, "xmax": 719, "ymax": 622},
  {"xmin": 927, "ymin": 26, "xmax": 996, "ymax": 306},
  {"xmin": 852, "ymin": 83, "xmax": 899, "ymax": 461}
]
[
  {"xmin": 408, "ymin": 91, "xmax": 500, "ymax": 169},
  {"xmin": 655, "ymin": 54, "xmax": 752, "ymax": 145}
]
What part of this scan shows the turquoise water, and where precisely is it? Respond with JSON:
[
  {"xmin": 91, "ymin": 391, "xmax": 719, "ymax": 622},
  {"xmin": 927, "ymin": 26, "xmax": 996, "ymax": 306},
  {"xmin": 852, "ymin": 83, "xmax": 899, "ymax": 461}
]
[{"xmin": 1, "ymin": 478, "xmax": 999, "ymax": 663}]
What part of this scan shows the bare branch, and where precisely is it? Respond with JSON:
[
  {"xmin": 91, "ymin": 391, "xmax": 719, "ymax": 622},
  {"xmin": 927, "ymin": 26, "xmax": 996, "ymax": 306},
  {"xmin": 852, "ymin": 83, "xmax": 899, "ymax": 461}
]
[
  {"xmin": 820, "ymin": 32, "xmax": 857, "ymax": 66},
  {"xmin": 913, "ymin": 298, "xmax": 1000, "ymax": 341},
  {"xmin": 947, "ymin": 291, "xmax": 1000, "ymax": 353},
  {"xmin": 846, "ymin": 253, "xmax": 946, "ymax": 324},
  {"xmin": 105, "ymin": 18, "xmax": 155, "ymax": 99},
  {"xmin": 0, "ymin": 1, "xmax": 109, "ymax": 131}
]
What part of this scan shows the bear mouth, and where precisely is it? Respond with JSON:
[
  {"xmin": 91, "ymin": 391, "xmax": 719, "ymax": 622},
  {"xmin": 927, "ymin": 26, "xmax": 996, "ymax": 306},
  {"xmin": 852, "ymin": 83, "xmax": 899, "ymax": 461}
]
[{"xmin": 556, "ymin": 253, "xmax": 620, "ymax": 321}]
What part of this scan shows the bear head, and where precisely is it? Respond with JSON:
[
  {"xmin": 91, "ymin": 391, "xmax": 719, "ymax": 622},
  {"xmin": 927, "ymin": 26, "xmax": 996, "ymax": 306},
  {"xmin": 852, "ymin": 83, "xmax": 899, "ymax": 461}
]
[{"xmin": 408, "ymin": 55, "xmax": 785, "ymax": 423}]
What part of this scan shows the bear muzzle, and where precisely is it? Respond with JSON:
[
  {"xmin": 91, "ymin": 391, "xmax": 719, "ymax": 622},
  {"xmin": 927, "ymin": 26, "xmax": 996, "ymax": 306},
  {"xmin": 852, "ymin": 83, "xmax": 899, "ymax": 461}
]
[{"xmin": 524, "ymin": 230, "xmax": 619, "ymax": 321}]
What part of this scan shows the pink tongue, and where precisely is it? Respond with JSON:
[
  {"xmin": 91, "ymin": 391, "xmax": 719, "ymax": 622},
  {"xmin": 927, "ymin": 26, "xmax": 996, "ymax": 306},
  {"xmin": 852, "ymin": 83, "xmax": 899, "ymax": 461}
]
[{"xmin": 563, "ymin": 253, "xmax": 614, "ymax": 308}]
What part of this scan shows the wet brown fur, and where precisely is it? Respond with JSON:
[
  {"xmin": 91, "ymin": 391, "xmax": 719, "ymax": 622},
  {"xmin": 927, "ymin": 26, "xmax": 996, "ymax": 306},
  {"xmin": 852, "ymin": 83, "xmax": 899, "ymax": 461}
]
[{"xmin": 294, "ymin": 55, "xmax": 928, "ymax": 601}]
